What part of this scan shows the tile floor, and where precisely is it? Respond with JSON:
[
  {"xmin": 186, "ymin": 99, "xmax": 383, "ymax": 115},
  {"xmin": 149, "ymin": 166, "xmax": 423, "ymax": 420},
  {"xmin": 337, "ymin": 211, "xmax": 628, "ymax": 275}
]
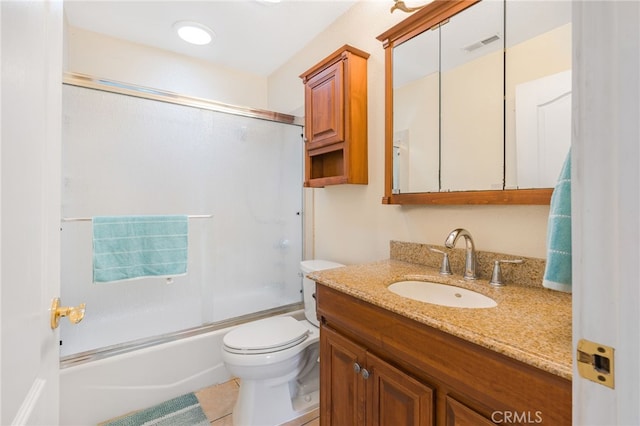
[{"xmin": 194, "ymin": 378, "xmax": 319, "ymax": 426}]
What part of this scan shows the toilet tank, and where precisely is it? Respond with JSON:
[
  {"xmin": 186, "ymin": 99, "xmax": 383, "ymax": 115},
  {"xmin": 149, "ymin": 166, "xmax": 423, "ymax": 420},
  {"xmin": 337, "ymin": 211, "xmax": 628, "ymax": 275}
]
[{"xmin": 300, "ymin": 260, "xmax": 345, "ymax": 327}]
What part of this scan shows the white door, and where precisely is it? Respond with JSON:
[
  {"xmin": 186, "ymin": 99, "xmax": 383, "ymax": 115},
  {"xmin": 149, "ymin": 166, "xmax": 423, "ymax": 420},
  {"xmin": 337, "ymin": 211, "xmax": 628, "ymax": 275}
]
[
  {"xmin": 573, "ymin": 1, "xmax": 639, "ymax": 425},
  {"xmin": 515, "ymin": 70, "xmax": 571, "ymax": 189},
  {"xmin": 1, "ymin": 1, "xmax": 64, "ymax": 424}
]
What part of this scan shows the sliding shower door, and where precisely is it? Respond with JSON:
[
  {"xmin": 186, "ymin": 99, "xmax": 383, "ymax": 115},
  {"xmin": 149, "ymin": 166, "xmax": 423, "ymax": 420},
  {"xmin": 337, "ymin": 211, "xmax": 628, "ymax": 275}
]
[{"xmin": 60, "ymin": 82, "xmax": 303, "ymax": 357}]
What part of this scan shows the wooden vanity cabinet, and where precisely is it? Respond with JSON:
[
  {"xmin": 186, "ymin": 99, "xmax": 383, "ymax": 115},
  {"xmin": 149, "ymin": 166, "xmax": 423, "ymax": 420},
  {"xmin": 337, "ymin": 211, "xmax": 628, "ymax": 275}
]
[
  {"xmin": 321, "ymin": 325, "xmax": 434, "ymax": 426},
  {"xmin": 300, "ymin": 45, "xmax": 369, "ymax": 187},
  {"xmin": 316, "ymin": 284, "xmax": 571, "ymax": 426}
]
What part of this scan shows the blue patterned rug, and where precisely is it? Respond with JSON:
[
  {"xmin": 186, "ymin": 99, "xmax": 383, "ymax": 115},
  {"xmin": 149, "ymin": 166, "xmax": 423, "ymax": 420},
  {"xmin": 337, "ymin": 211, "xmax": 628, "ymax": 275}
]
[{"xmin": 103, "ymin": 393, "xmax": 209, "ymax": 426}]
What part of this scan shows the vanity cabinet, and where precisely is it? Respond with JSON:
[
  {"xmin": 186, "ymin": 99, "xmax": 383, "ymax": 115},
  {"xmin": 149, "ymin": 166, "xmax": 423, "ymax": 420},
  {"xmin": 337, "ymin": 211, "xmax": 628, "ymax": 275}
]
[
  {"xmin": 321, "ymin": 325, "xmax": 434, "ymax": 426},
  {"xmin": 316, "ymin": 284, "xmax": 571, "ymax": 426},
  {"xmin": 445, "ymin": 397, "xmax": 500, "ymax": 426},
  {"xmin": 300, "ymin": 45, "xmax": 369, "ymax": 187}
]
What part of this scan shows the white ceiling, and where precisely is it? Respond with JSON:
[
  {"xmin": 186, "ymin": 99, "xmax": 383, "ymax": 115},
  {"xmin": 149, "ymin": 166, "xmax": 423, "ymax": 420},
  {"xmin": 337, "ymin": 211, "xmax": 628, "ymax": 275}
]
[{"xmin": 64, "ymin": 0, "xmax": 358, "ymax": 77}]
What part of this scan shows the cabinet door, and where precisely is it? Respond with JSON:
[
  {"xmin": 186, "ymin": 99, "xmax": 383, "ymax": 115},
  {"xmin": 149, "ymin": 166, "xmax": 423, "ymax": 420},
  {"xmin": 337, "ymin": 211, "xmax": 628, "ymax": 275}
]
[
  {"xmin": 367, "ymin": 351, "xmax": 434, "ymax": 426},
  {"xmin": 445, "ymin": 397, "xmax": 497, "ymax": 426},
  {"xmin": 320, "ymin": 325, "xmax": 367, "ymax": 426},
  {"xmin": 304, "ymin": 60, "xmax": 344, "ymax": 150}
]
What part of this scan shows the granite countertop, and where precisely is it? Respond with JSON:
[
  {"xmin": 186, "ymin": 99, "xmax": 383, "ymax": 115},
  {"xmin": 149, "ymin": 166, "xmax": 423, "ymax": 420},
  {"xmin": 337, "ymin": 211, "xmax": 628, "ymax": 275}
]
[{"xmin": 309, "ymin": 259, "xmax": 572, "ymax": 380}]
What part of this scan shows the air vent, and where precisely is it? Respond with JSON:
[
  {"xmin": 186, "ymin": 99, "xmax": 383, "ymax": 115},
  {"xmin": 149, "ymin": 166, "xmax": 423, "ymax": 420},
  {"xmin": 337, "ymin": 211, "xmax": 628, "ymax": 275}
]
[{"xmin": 462, "ymin": 34, "xmax": 501, "ymax": 52}]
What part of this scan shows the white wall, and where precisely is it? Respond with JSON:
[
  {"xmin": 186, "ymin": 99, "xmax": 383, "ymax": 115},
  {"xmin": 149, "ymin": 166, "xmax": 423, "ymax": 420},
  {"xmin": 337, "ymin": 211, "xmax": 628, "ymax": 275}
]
[
  {"xmin": 66, "ymin": 26, "xmax": 269, "ymax": 109},
  {"xmin": 269, "ymin": 1, "xmax": 550, "ymax": 265}
]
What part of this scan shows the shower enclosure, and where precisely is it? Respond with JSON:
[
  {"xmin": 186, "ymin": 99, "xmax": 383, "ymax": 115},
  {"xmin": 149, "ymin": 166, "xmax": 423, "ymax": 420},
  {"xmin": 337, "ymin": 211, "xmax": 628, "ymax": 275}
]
[{"xmin": 60, "ymin": 74, "xmax": 304, "ymax": 359}]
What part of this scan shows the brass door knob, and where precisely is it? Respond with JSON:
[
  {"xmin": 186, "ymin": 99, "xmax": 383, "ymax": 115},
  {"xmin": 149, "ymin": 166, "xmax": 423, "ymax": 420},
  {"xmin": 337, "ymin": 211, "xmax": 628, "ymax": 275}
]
[{"xmin": 50, "ymin": 297, "xmax": 86, "ymax": 329}]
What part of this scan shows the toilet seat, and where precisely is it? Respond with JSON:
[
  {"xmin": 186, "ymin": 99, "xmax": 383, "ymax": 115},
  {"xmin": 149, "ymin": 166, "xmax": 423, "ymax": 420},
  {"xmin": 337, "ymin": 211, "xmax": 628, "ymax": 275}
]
[{"xmin": 223, "ymin": 316, "xmax": 310, "ymax": 355}]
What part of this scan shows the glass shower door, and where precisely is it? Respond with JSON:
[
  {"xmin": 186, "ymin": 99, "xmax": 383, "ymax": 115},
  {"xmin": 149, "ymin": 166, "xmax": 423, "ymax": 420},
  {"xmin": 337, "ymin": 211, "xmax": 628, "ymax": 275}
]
[{"xmin": 60, "ymin": 83, "xmax": 303, "ymax": 357}]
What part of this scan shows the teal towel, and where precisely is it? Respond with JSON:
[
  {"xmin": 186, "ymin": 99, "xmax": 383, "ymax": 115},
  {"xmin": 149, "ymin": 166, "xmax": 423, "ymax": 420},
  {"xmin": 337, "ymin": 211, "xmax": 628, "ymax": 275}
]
[
  {"xmin": 543, "ymin": 151, "xmax": 572, "ymax": 293},
  {"xmin": 93, "ymin": 215, "xmax": 188, "ymax": 283}
]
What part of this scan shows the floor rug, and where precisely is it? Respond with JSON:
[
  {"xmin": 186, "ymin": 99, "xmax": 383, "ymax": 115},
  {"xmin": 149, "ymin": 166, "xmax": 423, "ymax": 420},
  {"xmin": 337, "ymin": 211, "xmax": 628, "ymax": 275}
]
[{"xmin": 103, "ymin": 392, "xmax": 209, "ymax": 426}]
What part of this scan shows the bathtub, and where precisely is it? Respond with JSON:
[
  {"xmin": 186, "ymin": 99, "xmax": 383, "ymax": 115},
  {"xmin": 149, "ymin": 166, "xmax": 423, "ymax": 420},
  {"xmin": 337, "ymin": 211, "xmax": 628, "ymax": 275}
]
[{"xmin": 60, "ymin": 307, "xmax": 303, "ymax": 425}]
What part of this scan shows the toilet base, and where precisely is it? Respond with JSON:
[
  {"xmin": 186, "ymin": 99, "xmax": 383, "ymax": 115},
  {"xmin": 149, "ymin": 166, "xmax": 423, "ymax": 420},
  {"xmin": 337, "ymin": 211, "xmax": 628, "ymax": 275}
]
[
  {"xmin": 231, "ymin": 382, "xmax": 318, "ymax": 426},
  {"xmin": 232, "ymin": 363, "xmax": 319, "ymax": 426},
  {"xmin": 292, "ymin": 389, "xmax": 319, "ymax": 415}
]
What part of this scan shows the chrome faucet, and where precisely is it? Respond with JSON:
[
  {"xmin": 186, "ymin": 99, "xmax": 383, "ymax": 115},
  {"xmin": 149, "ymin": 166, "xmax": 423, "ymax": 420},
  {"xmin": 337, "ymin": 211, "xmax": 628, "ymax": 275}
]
[{"xmin": 444, "ymin": 228, "xmax": 477, "ymax": 280}]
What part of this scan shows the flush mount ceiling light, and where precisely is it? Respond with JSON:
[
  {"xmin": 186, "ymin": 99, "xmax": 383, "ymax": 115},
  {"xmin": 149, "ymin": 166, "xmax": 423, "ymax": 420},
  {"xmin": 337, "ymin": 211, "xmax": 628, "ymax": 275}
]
[{"xmin": 173, "ymin": 21, "xmax": 214, "ymax": 45}]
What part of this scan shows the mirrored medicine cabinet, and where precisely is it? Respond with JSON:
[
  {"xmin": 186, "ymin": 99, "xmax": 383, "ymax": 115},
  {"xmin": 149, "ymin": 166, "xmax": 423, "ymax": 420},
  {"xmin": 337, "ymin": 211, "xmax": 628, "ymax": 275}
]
[{"xmin": 377, "ymin": 0, "xmax": 571, "ymax": 205}]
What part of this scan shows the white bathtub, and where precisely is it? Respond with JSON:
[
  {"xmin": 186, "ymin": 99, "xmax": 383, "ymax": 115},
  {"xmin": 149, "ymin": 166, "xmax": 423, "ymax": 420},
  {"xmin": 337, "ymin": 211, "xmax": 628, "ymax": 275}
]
[{"xmin": 60, "ymin": 309, "xmax": 303, "ymax": 425}]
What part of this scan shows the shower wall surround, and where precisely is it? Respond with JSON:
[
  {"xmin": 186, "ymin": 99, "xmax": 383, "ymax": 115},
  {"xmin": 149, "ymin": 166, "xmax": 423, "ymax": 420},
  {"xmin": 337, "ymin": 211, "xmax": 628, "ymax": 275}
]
[{"xmin": 60, "ymin": 83, "xmax": 303, "ymax": 357}]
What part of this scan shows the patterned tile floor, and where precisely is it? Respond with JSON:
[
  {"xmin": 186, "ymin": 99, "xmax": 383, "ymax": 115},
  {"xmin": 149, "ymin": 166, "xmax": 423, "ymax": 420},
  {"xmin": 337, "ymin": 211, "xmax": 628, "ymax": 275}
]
[{"xmin": 195, "ymin": 378, "xmax": 319, "ymax": 426}]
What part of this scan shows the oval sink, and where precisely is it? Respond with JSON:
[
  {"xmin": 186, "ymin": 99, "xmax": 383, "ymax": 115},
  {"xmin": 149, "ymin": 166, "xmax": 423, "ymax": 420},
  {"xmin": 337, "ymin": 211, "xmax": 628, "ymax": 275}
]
[{"xmin": 388, "ymin": 280, "xmax": 497, "ymax": 309}]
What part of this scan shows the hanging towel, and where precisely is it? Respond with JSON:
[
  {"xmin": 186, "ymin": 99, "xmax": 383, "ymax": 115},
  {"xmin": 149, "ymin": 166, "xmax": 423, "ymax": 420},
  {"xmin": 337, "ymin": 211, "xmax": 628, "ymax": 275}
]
[
  {"xmin": 543, "ymin": 150, "xmax": 572, "ymax": 293},
  {"xmin": 93, "ymin": 215, "xmax": 188, "ymax": 283}
]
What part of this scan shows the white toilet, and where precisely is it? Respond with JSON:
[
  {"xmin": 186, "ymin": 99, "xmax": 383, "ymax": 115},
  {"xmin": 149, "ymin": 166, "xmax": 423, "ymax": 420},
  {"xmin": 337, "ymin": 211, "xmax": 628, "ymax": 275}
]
[{"xmin": 222, "ymin": 259, "xmax": 344, "ymax": 426}]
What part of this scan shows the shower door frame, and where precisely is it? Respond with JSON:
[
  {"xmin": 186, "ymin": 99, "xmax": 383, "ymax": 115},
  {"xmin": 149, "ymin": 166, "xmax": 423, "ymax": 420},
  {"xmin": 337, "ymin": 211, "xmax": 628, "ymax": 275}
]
[
  {"xmin": 60, "ymin": 72, "xmax": 306, "ymax": 367},
  {"xmin": 63, "ymin": 72, "xmax": 304, "ymax": 126}
]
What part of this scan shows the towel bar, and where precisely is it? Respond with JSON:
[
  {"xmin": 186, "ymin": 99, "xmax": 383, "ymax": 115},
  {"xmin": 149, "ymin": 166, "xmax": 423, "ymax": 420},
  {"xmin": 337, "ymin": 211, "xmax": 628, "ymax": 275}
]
[{"xmin": 62, "ymin": 214, "xmax": 212, "ymax": 222}]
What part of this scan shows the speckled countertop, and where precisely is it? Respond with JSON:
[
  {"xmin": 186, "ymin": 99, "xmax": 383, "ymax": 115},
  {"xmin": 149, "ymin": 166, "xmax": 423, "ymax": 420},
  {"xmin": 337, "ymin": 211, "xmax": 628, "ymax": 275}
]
[{"xmin": 309, "ymin": 258, "xmax": 572, "ymax": 380}]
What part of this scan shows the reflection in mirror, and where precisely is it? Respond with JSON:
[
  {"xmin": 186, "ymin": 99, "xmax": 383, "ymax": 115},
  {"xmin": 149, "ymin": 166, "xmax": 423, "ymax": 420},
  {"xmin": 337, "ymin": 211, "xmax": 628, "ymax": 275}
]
[
  {"xmin": 440, "ymin": 0, "xmax": 504, "ymax": 191},
  {"xmin": 392, "ymin": 0, "xmax": 504, "ymax": 194},
  {"xmin": 505, "ymin": 1, "xmax": 572, "ymax": 189},
  {"xmin": 392, "ymin": 26, "xmax": 439, "ymax": 193}
]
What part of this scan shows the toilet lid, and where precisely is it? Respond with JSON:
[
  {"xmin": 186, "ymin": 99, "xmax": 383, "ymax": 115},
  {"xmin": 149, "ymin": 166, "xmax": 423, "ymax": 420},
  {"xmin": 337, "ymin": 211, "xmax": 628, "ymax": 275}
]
[{"xmin": 223, "ymin": 316, "xmax": 309, "ymax": 354}]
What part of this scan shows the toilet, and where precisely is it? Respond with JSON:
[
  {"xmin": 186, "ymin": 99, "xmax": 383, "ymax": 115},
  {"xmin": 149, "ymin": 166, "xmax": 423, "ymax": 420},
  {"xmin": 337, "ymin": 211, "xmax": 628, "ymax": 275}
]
[{"xmin": 222, "ymin": 259, "xmax": 344, "ymax": 426}]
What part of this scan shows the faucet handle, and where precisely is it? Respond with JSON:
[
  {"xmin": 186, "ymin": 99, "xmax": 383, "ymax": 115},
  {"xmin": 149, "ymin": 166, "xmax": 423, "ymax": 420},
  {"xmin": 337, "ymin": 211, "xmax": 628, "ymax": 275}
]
[
  {"xmin": 429, "ymin": 247, "xmax": 452, "ymax": 275},
  {"xmin": 489, "ymin": 259, "xmax": 525, "ymax": 287}
]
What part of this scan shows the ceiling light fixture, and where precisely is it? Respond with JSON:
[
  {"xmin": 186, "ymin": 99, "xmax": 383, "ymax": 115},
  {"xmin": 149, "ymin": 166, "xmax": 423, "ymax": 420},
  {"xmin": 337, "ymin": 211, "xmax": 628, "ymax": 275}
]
[
  {"xmin": 173, "ymin": 21, "xmax": 214, "ymax": 45},
  {"xmin": 390, "ymin": 0, "xmax": 432, "ymax": 14}
]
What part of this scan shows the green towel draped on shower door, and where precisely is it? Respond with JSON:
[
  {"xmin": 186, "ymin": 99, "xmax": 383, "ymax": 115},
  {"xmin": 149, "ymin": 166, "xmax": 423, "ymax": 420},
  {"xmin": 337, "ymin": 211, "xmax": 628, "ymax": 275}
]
[{"xmin": 92, "ymin": 215, "xmax": 188, "ymax": 283}]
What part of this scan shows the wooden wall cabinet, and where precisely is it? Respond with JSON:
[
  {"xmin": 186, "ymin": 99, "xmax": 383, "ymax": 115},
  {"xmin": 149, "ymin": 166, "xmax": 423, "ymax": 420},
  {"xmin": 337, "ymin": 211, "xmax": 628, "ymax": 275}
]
[
  {"xmin": 316, "ymin": 284, "xmax": 571, "ymax": 426},
  {"xmin": 300, "ymin": 45, "xmax": 369, "ymax": 187}
]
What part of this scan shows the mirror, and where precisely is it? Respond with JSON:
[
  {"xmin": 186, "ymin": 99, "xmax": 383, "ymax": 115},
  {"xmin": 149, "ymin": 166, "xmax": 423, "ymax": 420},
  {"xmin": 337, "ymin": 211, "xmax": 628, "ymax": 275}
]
[
  {"xmin": 392, "ymin": 23, "xmax": 440, "ymax": 193},
  {"xmin": 378, "ymin": 0, "xmax": 571, "ymax": 205}
]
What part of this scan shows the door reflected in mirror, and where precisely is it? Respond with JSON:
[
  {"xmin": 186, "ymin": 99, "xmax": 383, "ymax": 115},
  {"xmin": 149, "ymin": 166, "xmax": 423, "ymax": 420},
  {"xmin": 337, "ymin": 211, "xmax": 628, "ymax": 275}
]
[{"xmin": 505, "ymin": 1, "xmax": 572, "ymax": 189}]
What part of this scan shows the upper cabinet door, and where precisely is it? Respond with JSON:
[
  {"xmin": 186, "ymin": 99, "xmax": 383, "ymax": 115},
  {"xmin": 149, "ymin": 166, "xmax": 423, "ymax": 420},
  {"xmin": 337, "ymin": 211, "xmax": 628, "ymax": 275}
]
[{"xmin": 305, "ymin": 60, "xmax": 345, "ymax": 150}]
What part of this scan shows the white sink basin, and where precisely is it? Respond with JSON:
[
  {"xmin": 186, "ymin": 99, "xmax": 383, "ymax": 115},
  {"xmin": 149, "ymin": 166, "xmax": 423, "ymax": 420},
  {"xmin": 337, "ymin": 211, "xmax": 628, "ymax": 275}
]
[{"xmin": 387, "ymin": 280, "xmax": 497, "ymax": 309}]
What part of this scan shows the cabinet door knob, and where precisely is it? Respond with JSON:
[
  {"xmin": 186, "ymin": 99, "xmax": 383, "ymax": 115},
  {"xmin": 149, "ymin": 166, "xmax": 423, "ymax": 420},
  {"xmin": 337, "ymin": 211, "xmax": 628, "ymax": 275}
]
[
  {"xmin": 353, "ymin": 363, "xmax": 361, "ymax": 374},
  {"xmin": 361, "ymin": 368, "xmax": 370, "ymax": 379}
]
